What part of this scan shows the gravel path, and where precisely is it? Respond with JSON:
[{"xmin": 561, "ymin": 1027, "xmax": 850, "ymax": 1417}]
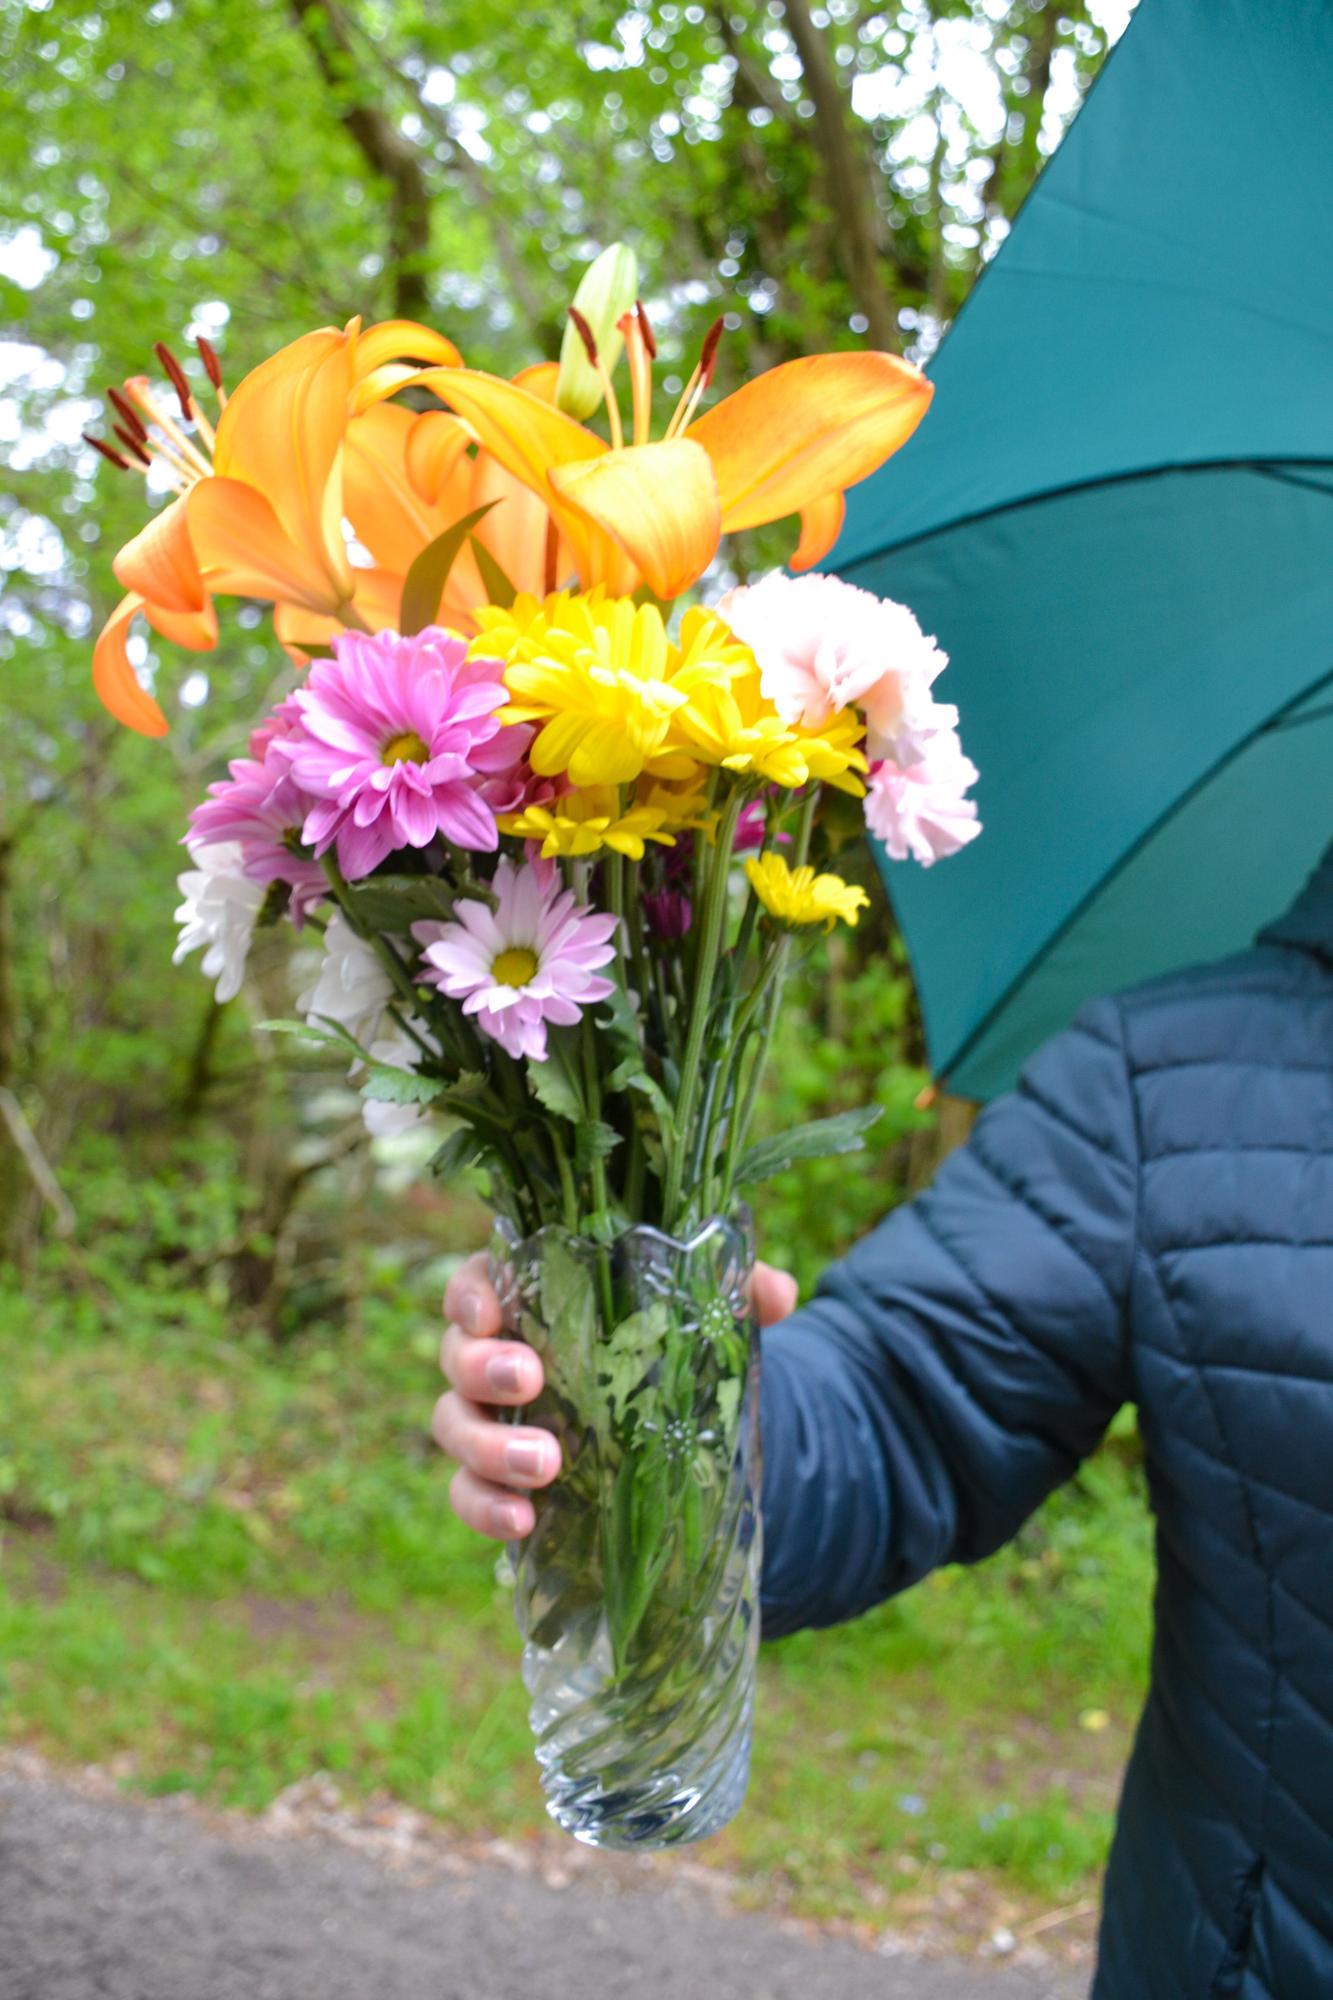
[{"xmin": 0, "ymin": 1762, "xmax": 1089, "ymax": 2000}]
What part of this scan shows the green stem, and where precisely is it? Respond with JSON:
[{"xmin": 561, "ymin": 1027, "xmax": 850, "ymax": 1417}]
[{"xmin": 663, "ymin": 786, "xmax": 746, "ymax": 1229}]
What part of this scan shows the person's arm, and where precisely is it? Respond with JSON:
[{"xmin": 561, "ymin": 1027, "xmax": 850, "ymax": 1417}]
[{"xmin": 759, "ymin": 994, "xmax": 1139, "ymax": 1638}]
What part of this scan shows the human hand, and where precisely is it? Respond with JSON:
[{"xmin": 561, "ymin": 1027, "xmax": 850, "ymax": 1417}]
[{"xmin": 434, "ymin": 1252, "xmax": 798, "ymax": 1542}]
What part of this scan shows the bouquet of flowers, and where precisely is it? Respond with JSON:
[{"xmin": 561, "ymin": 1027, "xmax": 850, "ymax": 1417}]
[{"xmin": 89, "ymin": 247, "xmax": 980, "ymax": 1849}]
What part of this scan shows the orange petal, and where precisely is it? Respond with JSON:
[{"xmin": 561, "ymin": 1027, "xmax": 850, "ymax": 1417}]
[
  {"xmin": 549, "ymin": 439, "xmax": 719, "ymax": 601},
  {"xmin": 354, "ymin": 319, "xmax": 462, "ymax": 379},
  {"xmin": 112, "ymin": 495, "xmax": 206, "ymax": 615},
  {"xmin": 273, "ymin": 566, "xmax": 405, "ymax": 664},
  {"xmin": 187, "ymin": 477, "xmax": 350, "ymax": 614},
  {"xmin": 686, "ymin": 351, "xmax": 933, "ymax": 532},
  {"xmin": 212, "ymin": 326, "xmax": 355, "ymax": 603},
  {"xmin": 470, "ymin": 452, "xmax": 563, "ymax": 599},
  {"xmin": 790, "ymin": 490, "xmax": 845, "ymax": 572},
  {"xmin": 92, "ymin": 592, "xmax": 216, "ymax": 736},
  {"xmin": 404, "ymin": 410, "xmax": 473, "ymax": 505},
  {"xmin": 513, "ymin": 360, "xmax": 560, "ymax": 404},
  {"xmin": 343, "ymin": 402, "xmax": 456, "ymax": 575}
]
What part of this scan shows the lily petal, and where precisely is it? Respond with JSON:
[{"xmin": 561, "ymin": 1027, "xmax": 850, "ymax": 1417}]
[
  {"xmin": 187, "ymin": 477, "xmax": 351, "ymax": 614},
  {"xmin": 273, "ymin": 566, "xmax": 405, "ymax": 667},
  {"xmin": 344, "ymin": 402, "xmax": 456, "ymax": 575},
  {"xmin": 790, "ymin": 490, "xmax": 846, "ymax": 572},
  {"xmin": 686, "ymin": 351, "xmax": 932, "ymax": 532},
  {"xmin": 513, "ymin": 360, "xmax": 560, "ymax": 404},
  {"xmin": 549, "ymin": 438, "xmax": 720, "ymax": 602},
  {"xmin": 404, "ymin": 410, "xmax": 473, "ymax": 505},
  {"xmin": 212, "ymin": 326, "xmax": 355, "ymax": 603},
  {"xmin": 353, "ymin": 320, "xmax": 463, "ymax": 380},
  {"xmin": 92, "ymin": 591, "xmax": 216, "ymax": 738},
  {"xmin": 112, "ymin": 495, "xmax": 206, "ymax": 615}
]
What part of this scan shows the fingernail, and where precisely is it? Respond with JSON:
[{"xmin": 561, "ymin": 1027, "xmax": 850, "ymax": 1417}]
[
  {"xmin": 456, "ymin": 1289, "xmax": 481, "ymax": 1335},
  {"xmin": 486, "ymin": 1353, "xmax": 523, "ymax": 1395},
  {"xmin": 493, "ymin": 1500, "xmax": 525, "ymax": 1537},
  {"xmin": 505, "ymin": 1439, "xmax": 553, "ymax": 1480}
]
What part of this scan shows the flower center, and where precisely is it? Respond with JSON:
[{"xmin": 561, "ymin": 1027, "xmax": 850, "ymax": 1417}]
[
  {"xmin": 491, "ymin": 946, "xmax": 539, "ymax": 988},
  {"xmin": 381, "ymin": 729, "xmax": 429, "ymax": 766}
]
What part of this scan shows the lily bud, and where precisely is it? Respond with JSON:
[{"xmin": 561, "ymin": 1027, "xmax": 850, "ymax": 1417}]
[{"xmin": 556, "ymin": 243, "xmax": 639, "ymax": 419}]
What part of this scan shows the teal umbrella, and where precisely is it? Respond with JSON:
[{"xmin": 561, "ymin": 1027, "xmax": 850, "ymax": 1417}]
[{"xmin": 833, "ymin": 0, "xmax": 1333, "ymax": 1099}]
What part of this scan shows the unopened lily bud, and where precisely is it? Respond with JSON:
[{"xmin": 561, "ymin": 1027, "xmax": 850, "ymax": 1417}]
[{"xmin": 556, "ymin": 243, "xmax": 639, "ymax": 419}]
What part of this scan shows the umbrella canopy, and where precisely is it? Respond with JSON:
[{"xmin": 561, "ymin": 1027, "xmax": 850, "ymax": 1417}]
[{"xmin": 833, "ymin": 0, "xmax": 1333, "ymax": 1099}]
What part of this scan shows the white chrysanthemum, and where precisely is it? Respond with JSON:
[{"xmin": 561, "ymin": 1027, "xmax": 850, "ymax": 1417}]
[
  {"xmin": 173, "ymin": 842, "xmax": 266, "ymax": 1003},
  {"xmin": 296, "ymin": 912, "xmax": 393, "ymax": 1046},
  {"xmin": 361, "ymin": 1023, "xmax": 432, "ymax": 1140}
]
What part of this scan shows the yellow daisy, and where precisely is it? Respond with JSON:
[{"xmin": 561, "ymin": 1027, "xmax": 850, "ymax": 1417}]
[
  {"xmin": 472, "ymin": 589, "xmax": 698, "ymax": 787},
  {"xmin": 499, "ymin": 785, "xmax": 684, "ymax": 861},
  {"xmin": 744, "ymin": 852, "xmax": 870, "ymax": 931},
  {"xmin": 672, "ymin": 665, "xmax": 868, "ymax": 794}
]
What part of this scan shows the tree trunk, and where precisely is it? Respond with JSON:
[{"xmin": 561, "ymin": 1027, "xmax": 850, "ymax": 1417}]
[{"xmin": 777, "ymin": 0, "xmax": 898, "ymax": 349}]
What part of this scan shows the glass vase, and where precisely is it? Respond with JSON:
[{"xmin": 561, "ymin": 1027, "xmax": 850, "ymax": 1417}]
[{"xmin": 489, "ymin": 1210, "xmax": 762, "ymax": 1851}]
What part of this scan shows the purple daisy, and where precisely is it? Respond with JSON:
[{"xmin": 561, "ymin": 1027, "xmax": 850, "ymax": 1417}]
[
  {"xmin": 285, "ymin": 628, "xmax": 515, "ymax": 881},
  {"xmin": 187, "ymin": 735, "xmax": 327, "ymax": 926},
  {"xmin": 414, "ymin": 856, "xmax": 618, "ymax": 1063}
]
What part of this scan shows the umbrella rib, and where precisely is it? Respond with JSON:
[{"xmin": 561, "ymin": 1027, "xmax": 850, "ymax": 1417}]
[
  {"xmin": 934, "ymin": 658, "xmax": 1333, "ymax": 1094},
  {"xmin": 840, "ymin": 456, "xmax": 1333, "ymax": 573}
]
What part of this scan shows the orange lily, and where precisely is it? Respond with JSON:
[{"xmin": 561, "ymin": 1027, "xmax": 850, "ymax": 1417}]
[
  {"xmin": 91, "ymin": 318, "xmax": 461, "ymax": 735},
  {"xmin": 406, "ymin": 316, "xmax": 932, "ymax": 603}
]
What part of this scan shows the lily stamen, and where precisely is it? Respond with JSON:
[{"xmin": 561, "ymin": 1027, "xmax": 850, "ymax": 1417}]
[
  {"xmin": 123, "ymin": 378, "xmax": 213, "ymax": 484},
  {"xmin": 568, "ymin": 306, "xmax": 625, "ymax": 452},
  {"xmin": 618, "ymin": 302, "xmax": 654, "ymax": 448},
  {"xmin": 82, "ymin": 432, "xmax": 134, "ymax": 473},
  {"xmin": 107, "ymin": 386, "xmax": 148, "ymax": 443},
  {"xmin": 196, "ymin": 335, "xmax": 228, "ymax": 411},
  {"xmin": 666, "ymin": 318, "xmax": 725, "ymax": 440},
  {"xmin": 112, "ymin": 425, "xmax": 153, "ymax": 469}
]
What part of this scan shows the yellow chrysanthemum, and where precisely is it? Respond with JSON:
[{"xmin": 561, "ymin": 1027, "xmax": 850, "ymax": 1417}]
[
  {"xmin": 471, "ymin": 589, "xmax": 711, "ymax": 788},
  {"xmin": 672, "ymin": 664, "xmax": 868, "ymax": 794},
  {"xmin": 499, "ymin": 785, "xmax": 684, "ymax": 860},
  {"xmin": 744, "ymin": 852, "xmax": 870, "ymax": 931}
]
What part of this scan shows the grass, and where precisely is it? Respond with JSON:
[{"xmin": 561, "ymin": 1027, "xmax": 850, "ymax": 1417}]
[{"xmin": 0, "ymin": 1239, "xmax": 1152, "ymax": 1940}]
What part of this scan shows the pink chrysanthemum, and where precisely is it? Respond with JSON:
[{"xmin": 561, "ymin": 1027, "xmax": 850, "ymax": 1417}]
[
  {"xmin": 286, "ymin": 628, "xmax": 516, "ymax": 880},
  {"xmin": 188, "ymin": 740, "xmax": 326, "ymax": 926},
  {"xmin": 718, "ymin": 571, "xmax": 946, "ymax": 759},
  {"xmin": 864, "ymin": 729, "xmax": 982, "ymax": 868},
  {"xmin": 414, "ymin": 856, "xmax": 618, "ymax": 1063}
]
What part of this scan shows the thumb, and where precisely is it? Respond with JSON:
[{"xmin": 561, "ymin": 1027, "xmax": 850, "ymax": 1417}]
[{"xmin": 751, "ymin": 1260, "xmax": 798, "ymax": 1327}]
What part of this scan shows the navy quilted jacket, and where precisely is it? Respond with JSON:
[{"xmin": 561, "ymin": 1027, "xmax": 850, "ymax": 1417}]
[{"xmin": 759, "ymin": 843, "xmax": 1333, "ymax": 1998}]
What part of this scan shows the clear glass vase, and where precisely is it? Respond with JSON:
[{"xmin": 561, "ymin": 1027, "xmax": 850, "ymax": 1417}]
[{"xmin": 489, "ymin": 1210, "xmax": 762, "ymax": 1851}]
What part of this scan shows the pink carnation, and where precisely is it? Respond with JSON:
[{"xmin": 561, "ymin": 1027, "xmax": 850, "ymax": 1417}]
[
  {"xmin": 286, "ymin": 628, "xmax": 515, "ymax": 880},
  {"xmin": 864, "ymin": 728, "xmax": 982, "ymax": 868},
  {"xmin": 414, "ymin": 856, "xmax": 618, "ymax": 1063},
  {"xmin": 717, "ymin": 570, "xmax": 946, "ymax": 759}
]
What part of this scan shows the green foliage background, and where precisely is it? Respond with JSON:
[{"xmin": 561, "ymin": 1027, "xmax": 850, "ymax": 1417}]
[{"xmin": 0, "ymin": 0, "xmax": 1148, "ymax": 1944}]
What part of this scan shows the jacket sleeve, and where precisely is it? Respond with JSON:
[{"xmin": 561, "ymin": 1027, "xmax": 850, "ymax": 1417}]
[{"xmin": 758, "ymin": 996, "xmax": 1139, "ymax": 1638}]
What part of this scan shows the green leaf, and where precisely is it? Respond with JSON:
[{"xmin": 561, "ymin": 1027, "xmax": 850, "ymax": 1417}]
[
  {"xmin": 527, "ymin": 1025, "xmax": 586, "ymax": 1124},
  {"xmin": 399, "ymin": 502, "xmax": 499, "ymax": 637},
  {"xmin": 597, "ymin": 1301, "xmax": 670, "ymax": 1425},
  {"xmin": 536, "ymin": 1232, "xmax": 600, "ymax": 1424},
  {"xmin": 360, "ymin": 1061, "xmax": 444, "ymax": 1106},
  {"xmin": 575, "ymin": 1120, "xmax": 621, "ymax": 1175},
  {"xmin": 429, "ymin": 1125, "xmax": 491, "ymax": 1182},
  {"xmin": 468, "ymin": 535, "xmax": 518, "ymax": 610},
  {"xmin": 736, "ymin": 1104, "xmax": 884, "ymax": 1188},
  {"xmin": 257, "ymin": 1016, "xmax": 370, "ymax": 1063},
  {"xmin": 340, "ymin": 874, "xmax": 465, "ymax": 933}
]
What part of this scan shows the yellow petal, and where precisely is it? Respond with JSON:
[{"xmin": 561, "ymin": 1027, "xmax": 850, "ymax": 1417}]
[
  {"xmin": 212, "ymin": 325, "xmax": 355, "ymax": 603},
  {"xmin": 548, "ymin": 438, "xmax": 720, "ymax": 602},
  {"xmin": 686, "ymin": 351, "xmax": 933, "ymax": 532},
  {"xmin": 410, "ymin": 367, "xmax": 623, "ymax": 586},
  {"xmin": 92, "ymin": 591, "xmax": 216, "ymax": 737},
  {"xmin": 791, "ymin": 490, "xmax": 845, "ymax": 572},
  {"xmin": 112, "ymin": 495, "xmax": 206, "ymax": 615},
  {"xmin": 187, "ymin": 477, "xmax": 350, "ymax": 614},
  {"xmin": 353, "ymin": 319, "xmax": 462, "ymax": 380},
  {"xmin": 514, "ymin": 360, "xmax": 560, "ymax": 404}
]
